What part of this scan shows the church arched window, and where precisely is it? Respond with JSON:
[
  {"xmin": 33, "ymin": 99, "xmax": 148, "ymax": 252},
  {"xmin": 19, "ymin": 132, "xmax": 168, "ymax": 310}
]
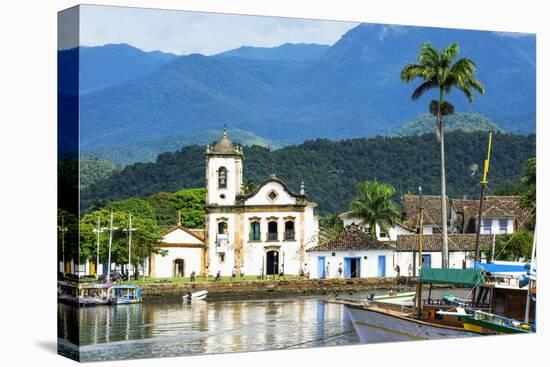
[
  {"xmin": 284, "ymin": 220, "xmax": 295, "ymax": 240},
  {"xmin": 250, "ymin": 221, "xmax": 261, "ymax": 241},
  {"xmin": 218, "ymin": 167, "xmax": 227, "ymax": 189}
]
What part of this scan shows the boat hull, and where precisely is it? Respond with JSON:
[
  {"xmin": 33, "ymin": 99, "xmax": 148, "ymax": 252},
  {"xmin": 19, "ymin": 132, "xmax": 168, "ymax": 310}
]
[
  {"xmin": 461, "ymin": 316, "xmax": 531, "ymax": 335},
  {"xmin": 110, "ymin": 298, "xmax": 141, "ymax": 305},
  {"xmin": 345, "ymin": 305, "xmax": 477, "ymax": 343}
]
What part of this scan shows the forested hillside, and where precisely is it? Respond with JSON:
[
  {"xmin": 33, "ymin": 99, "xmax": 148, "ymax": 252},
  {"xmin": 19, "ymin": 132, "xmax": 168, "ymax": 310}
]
[
  {"xmin": 394, "ymin": 112, "xmax": 502, "ymax": 136},
  {"xmin": 81, "ymin": 132, "xmax": 535, "ymax": 215}
]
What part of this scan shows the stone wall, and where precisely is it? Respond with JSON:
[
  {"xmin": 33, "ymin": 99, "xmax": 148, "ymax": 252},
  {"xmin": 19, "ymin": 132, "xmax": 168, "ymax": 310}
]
[{"xmin": 141, "ymin": 277, "xmax": 413, "ymax": 301}]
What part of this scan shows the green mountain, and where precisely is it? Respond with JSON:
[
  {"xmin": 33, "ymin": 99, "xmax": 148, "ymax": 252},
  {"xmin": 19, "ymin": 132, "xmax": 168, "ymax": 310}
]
[
  {"xmin": 81, "ymin": 131, "xmax": 535, "ymax": 214},
  {"xmin": 81, "ymin": 128, "xmax": 284, "ymax": 166},
  {"xmin": 79, "ymin": 157, "xmax": 120, "ymax": 188},
  {"xmin": 394, "ymin": 112, "xmax": 503, "ymax": 137},
  {"xmin": 74, "ymin": 24, "xmax": 535, "ymax": 150}
]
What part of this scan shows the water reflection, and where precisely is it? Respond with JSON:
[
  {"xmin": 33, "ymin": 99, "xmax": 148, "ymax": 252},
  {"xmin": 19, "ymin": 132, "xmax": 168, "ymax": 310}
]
[{"xmin": 58, "ymin": 297, "xmax": 360, "ymax": 362}]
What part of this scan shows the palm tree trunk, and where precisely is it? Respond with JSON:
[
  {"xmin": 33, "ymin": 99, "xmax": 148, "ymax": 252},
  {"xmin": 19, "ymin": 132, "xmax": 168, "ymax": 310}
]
[{"xmin": 439, "ymin": 88, "xmax": 449, "ymax": 268}]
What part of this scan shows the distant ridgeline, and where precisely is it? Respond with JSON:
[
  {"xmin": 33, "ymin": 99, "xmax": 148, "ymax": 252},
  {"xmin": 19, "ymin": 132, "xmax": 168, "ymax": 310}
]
[
  {"xmin": 81, "ymin": 131, "xmax": 535, "ymax": 214},
  {"xmin": 393, "ymin": 112, "xmax": 503, "ymax": 137},
  {"xmin": 81, "ymin": 128, "xmax": 285, "ymax": 166},
  {"xmin": 65, "ymin": 24, "xmax": 535, "ymax": 152}
]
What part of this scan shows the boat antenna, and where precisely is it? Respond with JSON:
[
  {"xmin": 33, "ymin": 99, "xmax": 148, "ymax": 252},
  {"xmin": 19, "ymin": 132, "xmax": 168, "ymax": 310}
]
[{"xmin": 474, "ymin": 132, "xmax": 493, "ymax": 263}]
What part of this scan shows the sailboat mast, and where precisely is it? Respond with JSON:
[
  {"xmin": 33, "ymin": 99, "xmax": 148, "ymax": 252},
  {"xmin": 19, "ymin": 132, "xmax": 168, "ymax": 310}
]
[
  {"xmin": 416, "ymin": 186, "xmax": 424, "ymax": 318},
  {"xmin": 475, "ymin": 132, "xmax": 493, "ymax": 262},
  {"xmin": 524, "ymin": 227, "xmax": 536, "ymax": 323}
]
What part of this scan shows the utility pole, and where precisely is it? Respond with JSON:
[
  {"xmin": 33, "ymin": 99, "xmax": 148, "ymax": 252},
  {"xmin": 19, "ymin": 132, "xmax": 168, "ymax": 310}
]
[
  {"xmin": 123, "ymin": 213, "xmax": 137, "ymax": 280},
  {"xmin": 475, "ymin": 132, "xmax": 493, "ymax": 262},
  {"xmin": 416, "ymin": 186, "xmax": 424, "ymax": 319},
  {"xmin": 102, "ymin": 211, "xmax": 118, "ymax": 283},
  {"xmin": 92, "ymin": 215, "xmax": 105, "ymax": 280},
  {"xmin": 58, "ymin": 216, "xmax": 68, "ymax": 276}
]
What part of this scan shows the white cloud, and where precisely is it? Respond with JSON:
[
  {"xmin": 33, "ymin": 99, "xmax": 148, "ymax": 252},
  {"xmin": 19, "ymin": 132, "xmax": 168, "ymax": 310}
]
[
  {"xmin": 492, "ymin": 31, "xmax": 534, "ymax": 38},
  {"xmin": 77, "ymin": 5, "xmax": 358, "ymax": 55}
]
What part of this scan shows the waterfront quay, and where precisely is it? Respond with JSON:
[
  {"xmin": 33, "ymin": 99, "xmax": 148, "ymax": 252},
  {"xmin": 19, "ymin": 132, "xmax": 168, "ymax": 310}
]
[{"xmin": 137, "ymin": 277, "xmax": 409, "ymax": 301}]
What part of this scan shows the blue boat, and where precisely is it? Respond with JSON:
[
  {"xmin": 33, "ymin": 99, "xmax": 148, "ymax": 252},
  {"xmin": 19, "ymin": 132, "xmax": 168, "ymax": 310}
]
[{"xmin": 108, "ymin": 285, "xmax": 142, "ymax": 305}]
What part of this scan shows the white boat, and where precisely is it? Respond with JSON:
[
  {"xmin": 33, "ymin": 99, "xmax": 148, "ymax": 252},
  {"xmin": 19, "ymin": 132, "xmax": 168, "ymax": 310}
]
[
  {"xmin": 345, "ymin": 302, "xmax": 475, "ymax": 343},
  {"xmin": 372, "ymin": 291, "xmax": 416, "ymax": 305},
  {"xmin": 183, "ymin": 290, "xmax": 208, "ymax": 301}
]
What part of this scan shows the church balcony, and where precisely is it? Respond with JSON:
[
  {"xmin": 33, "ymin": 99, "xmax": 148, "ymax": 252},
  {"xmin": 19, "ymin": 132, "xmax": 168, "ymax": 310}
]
[
  {"xmin": 284, "ymin": 230, "xmax": 295, "ymax": 241},
  {"xmin": 216, "ymin": 234, "xmax": 228, "ymax": 253}
]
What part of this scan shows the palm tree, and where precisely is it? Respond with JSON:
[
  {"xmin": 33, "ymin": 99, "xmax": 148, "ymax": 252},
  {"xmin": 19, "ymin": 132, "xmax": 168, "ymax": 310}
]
[
  {"xmin": 401, "ymin": 42, "xmax": 484, "ymax": 268},
  {"xmin": 348, "ymin": 180, "xmax": 401, "ymax": 236}
]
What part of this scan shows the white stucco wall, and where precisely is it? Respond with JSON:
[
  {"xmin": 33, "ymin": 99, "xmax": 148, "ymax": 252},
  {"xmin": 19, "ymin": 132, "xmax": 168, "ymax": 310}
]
[
  {"xmin": 162, "ymin": 229, "xmax": 203, "ymax": 245},
  {"xmin": 307, "ymin": 249, "xmax": 396, "ymax": 278},
  {"xmin": 155, "ymin": 247, "xmax": 203, "ymax": 278},
  {"xmin": 244, "ymin": 181, "xmax": 297, "ymax": 206},
  {"xmin": 395, "ymin": 251, "xmax": 476, "ymax": 276},
  {"xmin": 477, "ymin": 218, "xmax": 514, "ymax": 234},
  {"xmin": 206, "ymin": 156, "xmax": 242, "ymax": 206},
  {"xmin": 207, "ymin": 212, "xmax": 237, "ymax": 276}
]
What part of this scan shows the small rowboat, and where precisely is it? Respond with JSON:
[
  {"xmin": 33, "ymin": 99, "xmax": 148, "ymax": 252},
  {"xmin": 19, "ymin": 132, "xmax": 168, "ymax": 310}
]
[
  {"xmin": 371, "ymin": 291, "xmax": 416, "ymax": 305},
  {"xmin": 183, "ymin": 290, "xmax": 208, "ymax": 302}
]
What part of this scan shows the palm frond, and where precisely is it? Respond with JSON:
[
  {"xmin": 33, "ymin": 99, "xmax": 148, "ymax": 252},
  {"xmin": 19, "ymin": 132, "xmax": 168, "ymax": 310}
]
[
  {"xmin": 429, "ymin": 100, "xmax": 439, "ymax": 116},
  {"xmin": 401, "ymin": 64, "xmax": 428, "ymax": 82},
  {"xmin": 418, "ymin": 43, "xmax": 439, "ymax": 66},
  {"xmin": 440, "ymin": 101, "xmax": 455, "ymax": 116},
  {"xmin": 411, "ymin": 80, "xmax": 437, "ymax": 100}
]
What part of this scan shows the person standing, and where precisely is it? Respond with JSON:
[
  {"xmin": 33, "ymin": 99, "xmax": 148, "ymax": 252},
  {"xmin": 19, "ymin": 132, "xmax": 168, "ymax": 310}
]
[
  {"xmin": 240, "ymin": 265, "xmax": 245, "ymax": 280},
  {"xmin": 231, "ymin": 266, "xmax": 237, "ymax": 281},
  {"xmin": 278, "ymin": 264, "xmax": 285, "ymax": 280},
  {"xmin": 303, "ymin": 263, "xmax": 310, "ymax": 279},
  {"xmin": 338, "ymin": 263, "xmax": 343, "ymax": 278},
  {"xmin": 190, "ymin": 270, "xmax": 196, "ymax": 282},
  {"xmin": 326, "ymin": 262, "xmax": 330, "ymax": 279}
]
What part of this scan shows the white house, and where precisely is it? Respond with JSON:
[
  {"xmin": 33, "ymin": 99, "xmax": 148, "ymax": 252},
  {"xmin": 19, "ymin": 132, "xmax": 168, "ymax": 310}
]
[
  {"xmin": 451, "ymin": 196, "xmax": 532, "ymax": 234},
  {"xmin": 394, "ymin": 234, "xmax": 493, "ymax": 277},
  {"xmin": 204, "ymin": 129, "xmax": 319, "ymax": 277},
  {"xmin": 338, "ymin": 211, "xmax": 415, "ymax": 241},
  {"xmin": 307, "ymin": 225, "xmax": 396, "ymax": 278},
  {"xmin": 150, "ymin": 225, "xmax": 205, "ymax": 278}
]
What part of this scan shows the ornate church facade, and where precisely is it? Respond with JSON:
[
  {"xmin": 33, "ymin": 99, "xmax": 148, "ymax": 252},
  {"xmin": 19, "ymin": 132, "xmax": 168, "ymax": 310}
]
[{"xmin": 203, "ymin": 129, "xmax": 319, "ymax": 277}]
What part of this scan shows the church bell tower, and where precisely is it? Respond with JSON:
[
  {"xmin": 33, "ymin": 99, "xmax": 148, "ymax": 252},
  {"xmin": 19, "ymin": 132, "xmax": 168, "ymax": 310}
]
[{"xmin": 205, "ymin": 128, "xmax": 243, "ymax": 206}]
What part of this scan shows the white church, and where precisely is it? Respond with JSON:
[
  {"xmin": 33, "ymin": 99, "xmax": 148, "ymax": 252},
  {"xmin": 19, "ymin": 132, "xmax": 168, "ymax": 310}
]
[
  {"xmin": 204, "ymin": 129, "xmax": 319, "ymax": 277},
  {"xmin": 150, "ymin": 129, "xmax": 320, "ymax": 278}
]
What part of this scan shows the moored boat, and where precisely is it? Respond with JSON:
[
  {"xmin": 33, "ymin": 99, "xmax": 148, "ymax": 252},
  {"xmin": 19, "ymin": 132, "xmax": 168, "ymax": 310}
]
[
  {"xmin": 461, "ymin": 310, "xmax": 533, "ymax": 335},
  {"xmin": 183, "ymin": 290, "xmax": 208, "ymax": 302},
  {"xmin": 108, "ymin": 285, "xmax": 142, "ymax": 305},
  {"xmin": 371, "ymin": 291, "xmax": 415, "ymax": 305},
  {"xmin": 58, "ymin": 281, "xmax": 111, "ymax": 306},
  {"xmin": 344, "ymin": 268, "xmax": 485, "ymax": 343}
]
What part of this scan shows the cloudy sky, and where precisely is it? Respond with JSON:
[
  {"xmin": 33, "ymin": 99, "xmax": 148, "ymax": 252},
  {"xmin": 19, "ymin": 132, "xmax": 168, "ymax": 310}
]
[{"xmin": 59, "ymin": 4, "xmax": 358, "ymax": 54}]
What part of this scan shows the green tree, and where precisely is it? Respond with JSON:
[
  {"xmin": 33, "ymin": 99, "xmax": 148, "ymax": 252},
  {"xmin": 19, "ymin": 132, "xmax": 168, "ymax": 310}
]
[
  {"xmin": 482, "ymin": 231, "xmax": 534, "ymax": 262},
  {"xmin": 79, "ymin": 209, "xmax": 163, "ymax": 273},
  {"xmin": 348, "ymin": 180, "xmax": 401, "ymax": 236},
  {"xmin": 105, "ymin": 197, "xmax": 157, "ymax": 223},
  {"xmin": 520, "ymin": 157, "xmax": 536, "ymax": 231},
  {"xmin": 401, "ymin": 42, "xmax": 484, "ymax": 267},
  {"xmin": 145, "ymin": 188, "xmax": 205, "ymax": 227}
]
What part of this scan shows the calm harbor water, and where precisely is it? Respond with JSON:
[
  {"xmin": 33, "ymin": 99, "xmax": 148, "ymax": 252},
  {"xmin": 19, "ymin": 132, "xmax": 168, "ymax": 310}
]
[{"xmin": 58, "ymin": 296, "xmax": 361, "ymax": 362}]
